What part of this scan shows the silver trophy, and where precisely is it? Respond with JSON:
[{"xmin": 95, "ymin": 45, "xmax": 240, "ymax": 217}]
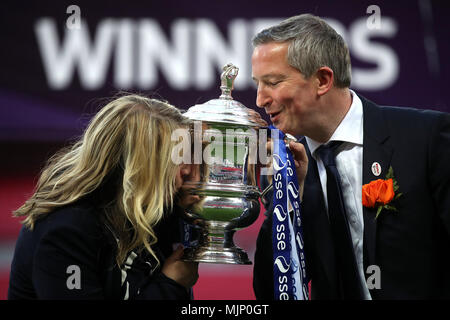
[{"xmin": 180, "ymin": 63, "xmax": 269, "ymax": 264}]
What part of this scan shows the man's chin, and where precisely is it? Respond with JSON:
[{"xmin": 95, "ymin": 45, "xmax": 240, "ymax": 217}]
[{"xmin": 271, "ymin": 122, "xmax": 287, "ymax": 133}]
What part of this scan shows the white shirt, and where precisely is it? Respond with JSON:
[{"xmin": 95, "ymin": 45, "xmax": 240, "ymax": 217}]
[{"xmin": 305, "ymin": 90, "xmax": 371, "ymax": 299}]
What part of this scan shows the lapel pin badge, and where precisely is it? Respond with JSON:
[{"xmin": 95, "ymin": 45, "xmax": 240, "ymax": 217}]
[{"xmin": 371, "ymin": 162, "xmax": 382, "ymax": 176}]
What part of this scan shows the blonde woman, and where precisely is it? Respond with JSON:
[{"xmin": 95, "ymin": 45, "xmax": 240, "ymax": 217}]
[{"xmin": 8, "ymin": 94, "xmax": 199, "ymax": 299}]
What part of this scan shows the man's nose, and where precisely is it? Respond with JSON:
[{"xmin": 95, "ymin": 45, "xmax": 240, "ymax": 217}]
[{"xmin": 256, "ymin": 86, "xmax": 271, "ymax": 109}]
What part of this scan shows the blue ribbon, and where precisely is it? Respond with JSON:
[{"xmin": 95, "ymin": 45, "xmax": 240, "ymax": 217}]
[{"xmin": 271, "ymin": 126, "xmax": 309, "ymax": 300}]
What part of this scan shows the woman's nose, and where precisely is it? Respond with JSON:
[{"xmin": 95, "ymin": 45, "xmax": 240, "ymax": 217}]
[{"xmin": 180, "ymin": 164, "xmax": 191, "ymax": 177}]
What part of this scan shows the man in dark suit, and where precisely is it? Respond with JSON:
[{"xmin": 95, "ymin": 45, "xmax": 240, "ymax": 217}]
[{"xmin": 251, "ymin": 14, "xmax": 450, "ymax": 299}]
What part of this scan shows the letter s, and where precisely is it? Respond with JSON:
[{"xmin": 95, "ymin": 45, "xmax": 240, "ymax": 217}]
[{"xmin": 350, "ymin": 17, "xmax": 398, "ymax": 91}]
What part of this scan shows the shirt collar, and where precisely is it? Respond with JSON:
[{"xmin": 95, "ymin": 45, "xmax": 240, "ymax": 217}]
[{"xmin": 306, "ymin": 90, "xmax": 363, "ymax": 159}]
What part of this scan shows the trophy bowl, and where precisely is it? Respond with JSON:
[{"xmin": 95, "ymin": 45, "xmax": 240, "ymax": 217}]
[{"xmin": 179, "ymin": 63, "xmax": 268, "ymax": 265}]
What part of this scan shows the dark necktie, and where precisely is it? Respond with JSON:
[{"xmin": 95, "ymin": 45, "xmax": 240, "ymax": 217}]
[{"xmin": 317, "ymin": 141, "xmax": 364, "ymax": 299}]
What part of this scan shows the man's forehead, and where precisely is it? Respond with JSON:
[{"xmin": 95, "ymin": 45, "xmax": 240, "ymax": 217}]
[
  {"xmin": 251, "ymin": 44, "xmax": 291, "ymax": 75},
  {"xmin": 252, "ymin": 42, "xmax": 288, "ymax": 58}
]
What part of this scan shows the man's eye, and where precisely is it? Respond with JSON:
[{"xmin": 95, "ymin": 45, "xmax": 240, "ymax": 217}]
[{"xmin": 268, "ymin": 80, "xmax": 281, "ymax": 86}]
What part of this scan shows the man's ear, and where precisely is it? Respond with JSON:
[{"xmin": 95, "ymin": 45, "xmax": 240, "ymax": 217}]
[{"xmin": 316, "ymin": 67, "xmax": 334, "ymax": 96}]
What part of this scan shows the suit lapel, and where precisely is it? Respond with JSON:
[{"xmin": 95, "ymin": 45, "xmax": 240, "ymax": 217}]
[{"xmin": 360, "ymin": 96, "xmax": 394, "ymax": 268}]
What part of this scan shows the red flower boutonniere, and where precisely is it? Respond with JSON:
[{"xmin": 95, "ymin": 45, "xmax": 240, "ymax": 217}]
[{"xmin": 362, "ymin": 166, "xmax": 402, "ymax": 219}]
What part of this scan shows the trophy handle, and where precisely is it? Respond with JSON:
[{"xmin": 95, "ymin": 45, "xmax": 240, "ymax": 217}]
[
  {"xmin": 219, "ymin": 63, "xmax": 239, "ymax": 100},
  {"xmin": 260, "ymin": 184, "xmax": 273, "ymax": 207}
]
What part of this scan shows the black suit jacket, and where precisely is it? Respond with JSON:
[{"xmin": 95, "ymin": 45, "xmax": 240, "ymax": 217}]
[
  {"xmin": 253, "ymin": 96, "xmax": 450, "ymax": 299},
  {"xmin": 8, "ymin": 198, "xmax": 190, "ymax": 300}
]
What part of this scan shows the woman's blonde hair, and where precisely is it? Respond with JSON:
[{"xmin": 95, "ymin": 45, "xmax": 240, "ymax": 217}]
[{"xmin": 14, "ymin": 94, "xmax": 191, "ymax": 266}]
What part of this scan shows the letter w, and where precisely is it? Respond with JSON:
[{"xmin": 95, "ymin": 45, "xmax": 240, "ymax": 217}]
[{"xmin": 35, "ymin": 18, "xmax": 116, "ymax": 90}]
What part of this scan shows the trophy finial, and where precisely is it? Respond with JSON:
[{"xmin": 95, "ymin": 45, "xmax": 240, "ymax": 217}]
[{"xmin": 219, "ymin": 63, "xmax": 239, "ymax": 100}]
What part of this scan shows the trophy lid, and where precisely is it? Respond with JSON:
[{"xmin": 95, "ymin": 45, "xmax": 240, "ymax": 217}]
[{"xmin": 184, "ymin": 63, "xmax": 267, "ymax": 128}]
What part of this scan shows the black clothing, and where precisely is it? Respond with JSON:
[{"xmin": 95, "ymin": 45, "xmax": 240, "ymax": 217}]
[
  {"xmin": 316, "ymin": 142, "xmax": 364, "ymax": 299},
  {"xmin": 254, "ymin": 97, "xmax": 450, "ymax": 299},
  {"xmin": 8, "ymin": 199, "xmax": 190, "ymax": 300}
]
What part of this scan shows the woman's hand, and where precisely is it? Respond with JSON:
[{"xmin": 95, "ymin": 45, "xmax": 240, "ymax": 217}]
[{"xmin": 162, "ymin": 245, "xmax": 199, "ymax": 289}]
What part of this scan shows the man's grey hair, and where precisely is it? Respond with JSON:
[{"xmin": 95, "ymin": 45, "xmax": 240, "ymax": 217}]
[{"xmin": 252, "ymin": 14, "xmax": 351, "ymax": 88}]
